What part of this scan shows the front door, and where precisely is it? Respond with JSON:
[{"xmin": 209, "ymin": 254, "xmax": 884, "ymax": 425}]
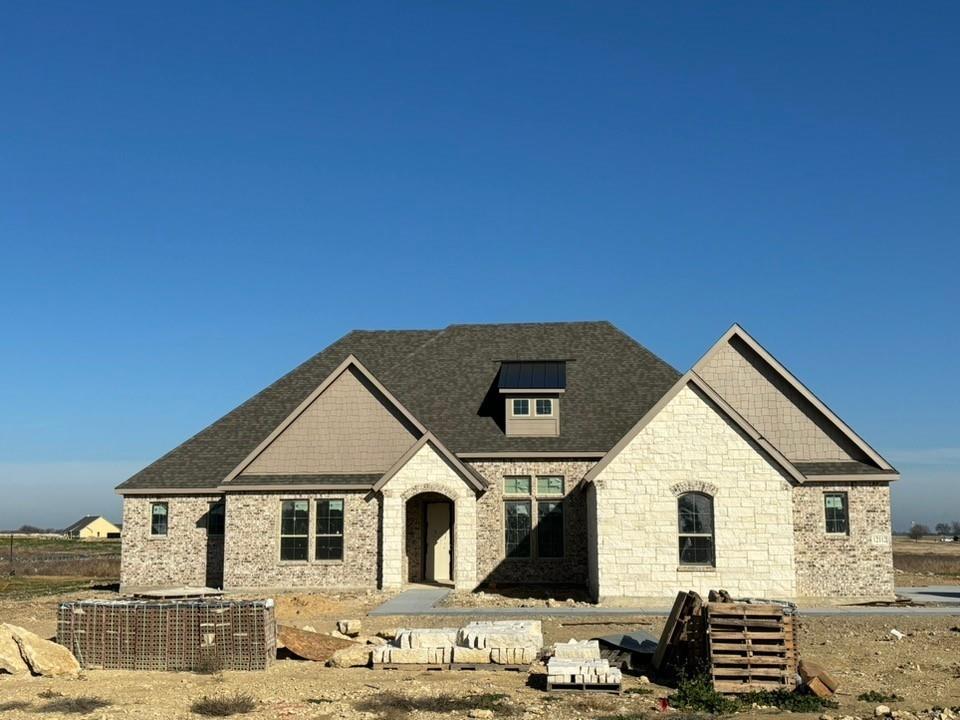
[{"xmin": 424, "ymin": 502, "xmax": 452, "ymax": 583}]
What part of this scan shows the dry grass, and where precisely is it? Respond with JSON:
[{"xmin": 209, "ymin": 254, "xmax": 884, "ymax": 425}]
[
  {"xmin": 354, "ymin": 691, "xmax": 521, "ymax": 719},
  {"xmin": 190, "ymin": 692, "xmax": 257, "ymax": 717},
  {"xmin": 37, "ymin": 695, "xmax": 111, "ymax": 714},
  {"xmin": 893, "ymin": 536, "xmax": 960, "ymax": 579}
]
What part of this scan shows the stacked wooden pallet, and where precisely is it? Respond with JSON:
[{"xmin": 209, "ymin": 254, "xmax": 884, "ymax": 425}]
[{"xmin": 705, "ymin": 602, "xmax": 797, "ymax": 694}]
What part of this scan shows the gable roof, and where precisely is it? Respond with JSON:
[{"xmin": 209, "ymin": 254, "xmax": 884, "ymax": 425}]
[
  {"xmin": 117, "ymin": 322, "xmax": 680, "ymax": 492},
  {"xmin": 693, "ymin": 324, "xmax": 897, "ymax": 475},
  {"xmin": 583, "ymin": 372, "xmax": 807, "ymax": 485},
  {"xmin": 62, "ymin": 515, "xmax": 111, "ymax": 534},
  {"xmin": 373, "ymin": 433, "xmax": 487, "ymax": 493}
]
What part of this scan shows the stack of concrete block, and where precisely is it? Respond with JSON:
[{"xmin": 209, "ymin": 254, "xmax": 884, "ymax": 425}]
[
  {"xmin": 547, "ymin": 639, "xmax": 622, "ymax": 686},
  {"xmin": 372, "ymin": 621, "xmax": 543, "ymax": 667}
]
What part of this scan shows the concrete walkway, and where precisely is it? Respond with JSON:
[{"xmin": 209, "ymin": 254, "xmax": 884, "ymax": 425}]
[{"xmin": 369, "ymin": 586, "xmax": 960, "ymax": 617}]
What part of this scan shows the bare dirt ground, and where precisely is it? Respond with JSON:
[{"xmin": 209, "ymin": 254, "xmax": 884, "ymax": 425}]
[{"xmin": 2, "ymin": 589, "xmax": 960, "ymax": 720}]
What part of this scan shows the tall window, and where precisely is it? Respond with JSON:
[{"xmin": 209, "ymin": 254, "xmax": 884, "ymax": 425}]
[
  {"xmin": 678, "ymin": 493, "xmax": 714, "ymax": 566},
  {"xmin": 207, "ymin": 501, "xmax": 225, "ymax": 536},
  {"xmin": 503, "ymin": 476, "xmax": 565, "ymax": 559},
  {"xmin": 280, "ymin": 500, "xmax": 309, "ymax": 561},
  {"xmin": 505, "ymin": 500, "xmax": 532, "ymax": 558},
  {"xmin": 824, "ymin": 493, "xmax": 849, "ymax": 534},
  {"xmin": 537, "ymin": 501, "xmax": 564, "ymax": 558},
  {"xmin": 315, "ymin": 499, "xmax": 345, "ymax": 560},
  {"xmin": 150, "ymin": 502, "xmax": 168, "ymax": 536}
]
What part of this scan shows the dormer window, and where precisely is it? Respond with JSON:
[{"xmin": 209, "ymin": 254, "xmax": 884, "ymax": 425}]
[{"xmin": 499, "ymin": 361, "xmax": 565, "ymax": 437}]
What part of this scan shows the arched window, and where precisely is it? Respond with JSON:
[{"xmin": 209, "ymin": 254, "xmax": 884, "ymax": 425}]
[{"xmin": 677, "ymin": 492, "xmax": 714, "ymax": 566}]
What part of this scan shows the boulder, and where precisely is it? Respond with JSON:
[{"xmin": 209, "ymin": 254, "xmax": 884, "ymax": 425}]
[
  {"xmin": 327, "ymin": 643, "xmax": 373, "ymax": 668},
  {"xmin": 0, "ymin": 625, "xmax": 30, "ymax": 676},
  {"xmin": 3, "ymin": 624, "xmax": 79, "ymax": 677},
  {"xmin": 336, "ymin": 619, "xmax": 362, "ymax": 637},
  {"xmin": 277, "ymin": 625, "xmax": 355, "ymax": 662}
]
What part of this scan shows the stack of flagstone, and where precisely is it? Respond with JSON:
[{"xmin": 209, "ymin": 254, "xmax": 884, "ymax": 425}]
[
  {"xmin": 372, "ymin": 620, "xmax": 543, "ymax": 666},
  {"xmin": 547, "ymin": 639, "xmax": 623, "ymax": 687}
]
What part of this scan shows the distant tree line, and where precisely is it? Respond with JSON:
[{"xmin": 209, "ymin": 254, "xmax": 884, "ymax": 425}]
[{"xmin": 906, "ymin": 521, "xmax": 960, "ymax": 541}]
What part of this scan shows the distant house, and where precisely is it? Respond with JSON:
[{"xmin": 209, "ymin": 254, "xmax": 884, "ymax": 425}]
[{"xmin": 62, "ymin": 515, "xmax": 120, "ymax": 539}]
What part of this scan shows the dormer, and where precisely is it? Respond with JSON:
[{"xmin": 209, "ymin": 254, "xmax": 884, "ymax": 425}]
[{"xmin": 498, "ymin": 361, "xmax": 565, "ymax": 437}]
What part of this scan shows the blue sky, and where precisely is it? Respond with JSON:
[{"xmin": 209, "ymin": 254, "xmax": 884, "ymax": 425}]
[{"xmin": 1, "ymin": 2, "xmax": 957, "ymax": 531}]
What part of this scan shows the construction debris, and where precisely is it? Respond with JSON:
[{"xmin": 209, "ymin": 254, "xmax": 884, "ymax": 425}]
[
  {"xmin": 279, "ymin": 625, "xmax": 355, "ymax": 662},
  {"xmin": 336, "ymin": 619, "xmax": 362, "ymax": 637},
  {"xmin": 593, "ymin": 631, "xmax": 658, "ymax": 672},
  {"xmin": 546, "ymin": 639, "xmax": 622, "ymax": 693},
  {"xmin": 373, "ymin": 620, "xmax": 543, "ymax": 669},
  {"xmin": 327, "ymin": 643, "xmax": 374, "ymax": 668},
  {"xmin": 57, "ymin": 599, "xmax": 276, "ymax": 672},
  {"xmin": 798, "ymin": 658, "xmax": 839, "ymax": 698},
  {"xmin": 2, "ymin": 623, "xmax": 80, "ymax": 677}
]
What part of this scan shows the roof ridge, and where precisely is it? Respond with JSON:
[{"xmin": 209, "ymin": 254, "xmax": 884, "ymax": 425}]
[{"xmin": 444, "ymin": 320, "xmax": 612, "ymax": 329}]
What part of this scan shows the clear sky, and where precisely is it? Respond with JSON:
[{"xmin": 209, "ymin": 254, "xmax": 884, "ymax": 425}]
[{"xmin": 1, "ymin": 2, "xmax": 957, "ymax": 531}]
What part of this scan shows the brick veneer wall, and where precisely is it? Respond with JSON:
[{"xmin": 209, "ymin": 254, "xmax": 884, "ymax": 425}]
[
  {"xmin": 591, "ymin": 383, "xmax": 798, "ymax": 599},
  {"xmin": 468, "ymin": 460, "xmax": 594, "ymax": 586},
  {"xmin": 121, "ymin": 495, "xmax": 222, "ymax": 590},
  {"xmin": 222, "ymin": 491, "xmax": 380, "ymax": 590},
  {"xmin": 792, "ymin": 482, "xmax": 894, "ymax": 598}
]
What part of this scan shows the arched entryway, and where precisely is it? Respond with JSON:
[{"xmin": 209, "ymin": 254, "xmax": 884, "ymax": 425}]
[{"xmin": 405, "ymin": 492, "xmax": 454, "ymax": 584}]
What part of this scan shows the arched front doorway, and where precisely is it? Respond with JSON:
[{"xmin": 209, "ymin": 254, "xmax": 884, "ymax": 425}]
[{"xmin": 405, "ymin": 492, "xmax": 454, "ymax": 584}]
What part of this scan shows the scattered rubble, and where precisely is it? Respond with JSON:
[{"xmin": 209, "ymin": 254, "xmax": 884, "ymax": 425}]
[
  {"xmin": 336, "ymin": 619, "xmax": 362, "ymax": 637},
  {"xmin": 546, "ymin": 639, "xmax": 622, "ymax": 691},
  {"xmin": 373, "ymin": 621, "xmax": 544, "ymax": 667}
]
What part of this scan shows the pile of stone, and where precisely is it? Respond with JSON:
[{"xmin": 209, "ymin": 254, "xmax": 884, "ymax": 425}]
[
  {"xmin": 546, "ymin": 639, "xmax": 623, "ymax": 689},
  {"xmin": 1, "ymin": 623, "xmax": 80, "ymax": 678},
  {"xmin": 373, "ymin": 620, "xmax": 543, "ymax": 667}
]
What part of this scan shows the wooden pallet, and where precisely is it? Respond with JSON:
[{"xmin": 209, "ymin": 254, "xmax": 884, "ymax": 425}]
[
  {"xmin": 546, "ymin": 680, "xmax": 622, "ymax": 695},
  {"xmin": 449, "ymin": 663, "xmax": 527, "ymax": 672},
  {"xmin": 652, "ymin": 590, "xmax": 705, "ymax": 674},
  {"xmin": 706, "ymin": 603, "xmax": 797, "ymax": 693},
  {"xmin": 373, "ymin": 663, "xmax": 448, "ymax": 671}
]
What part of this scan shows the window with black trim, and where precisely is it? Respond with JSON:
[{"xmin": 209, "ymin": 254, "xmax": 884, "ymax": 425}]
[
  {"xmin": 824, "ymin": 492, "xmax": 849, "ymax": 534},
  {"xmin": 150, "ymin": 502, "xmax": 168, "ymax": 536},
  {"xmin": 280, "ymin": 500, "xmax": 309, "ymax": 561},
  {"xmin": 316, "ymin": 499, "xmax": 345, "ymax": 560},
  {"xmin": 505, "ymin": 500, "xmax": 532, "ymax": 558},
  {"xmin": 207, "ymin": 501, "xmax": 225, "ymax": 535},
  {"xmin": 678, "ymin": 493, "xmax": 714, "ymax": 566}
]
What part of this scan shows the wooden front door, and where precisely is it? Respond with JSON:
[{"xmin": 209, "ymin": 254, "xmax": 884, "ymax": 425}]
[{"xmin": 424, "ymin": 502, "xmax": 452, "ymax": 583}]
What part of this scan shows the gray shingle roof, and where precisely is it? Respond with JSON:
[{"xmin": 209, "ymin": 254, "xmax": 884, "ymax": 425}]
[
  {"xmin": 794, "ymin": 461, "xmax": 898, "ymax": 477},
  {"xmin": 228, "ymin": 474, "xmax": 380, "ymax": 488},
  {"xmin": 117, "ymin": 322, "xmax": 680, "ymax": 491},
  {"xmin": 62, "ymin": 515, "xmax": 104, "ymax": 534}
]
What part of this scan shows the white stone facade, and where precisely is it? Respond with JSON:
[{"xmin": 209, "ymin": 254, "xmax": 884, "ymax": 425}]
[
  {"xmin": 590, "ymin": 383, "xmax": 798, "ymax": 600},
  {"xmin": 380, "ymin": 442, "xmax": 479, "ymax": 590}
]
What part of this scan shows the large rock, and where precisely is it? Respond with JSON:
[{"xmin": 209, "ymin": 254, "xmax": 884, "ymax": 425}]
[
  {"xmin": 0, "ymin": 625, "xmax": 30, "ymax": 676},
  {"xmin": 2, "ymin": 624, "xmax": 79, "ymax": 677},
  {"xmin": 278, "ymin": 625, "xmax": 355, "ymax": 662},
  {"xmin": 327, "ymin": 643, "xmax": 372, "ymax": 668},
  {"xmin": 336, "ymin": 619, "xmax": 362, "ymax": 637}
]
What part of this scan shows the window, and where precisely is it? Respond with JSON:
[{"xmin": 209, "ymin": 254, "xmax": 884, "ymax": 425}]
[
  {"xmin": 505, "ymin": 500, "xmax": 532, "ymax": 558},
  {"xmin": 280, "ymin": 500, "xmax": 309, "ymax": 561},
  {"xmin": 512, "ymin": 398, "xmax": 529, "ymax": 416},
  {"xmin": 207, "ymin": 501, "xmax": 225, "ymax": 535},
  {"xmin": 678, "ymin": 493, "xmax": 714, "ymax": 566},
  {"xmin": 535, "ymin": 398, "xmax": 553, "ymax": 416},
  {"xmin": 536, "ymin": 475, "xmax": 564, "ymax": 495},
  {"xmin": 315, "ymin": 499, "xmax": 345, "ymax": 560},
  {"xmin": 537, "ymin": 501, "xmax": 564, "ymax": 558},
  {"xmin": 150, "ymin": 502, "xmax": 168, "ymax": 536},
  {"xmin": 504, "ymin": 476, "xmax": 531, "ymax": 495},
  {"xmin": 824, "ymin": 493, "xmax": 849, "ymax": 534}
]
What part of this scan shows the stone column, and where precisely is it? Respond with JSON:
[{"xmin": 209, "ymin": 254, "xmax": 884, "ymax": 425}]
[
  {"xmin": 381, "ymin": 492, "xmax": 404, "ymax": 590},
  {"xmin": 453, "ymin": 495, "xmax": 478, "ymax": 591}
]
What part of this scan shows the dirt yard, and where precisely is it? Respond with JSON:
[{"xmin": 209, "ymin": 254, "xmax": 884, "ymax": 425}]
[{"xmin": 2, "ymin": 589, "xmax": 960, "ymax": 720}]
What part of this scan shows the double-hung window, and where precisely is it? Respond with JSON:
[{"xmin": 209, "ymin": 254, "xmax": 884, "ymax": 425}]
[
  {"xmin": 150, "ymin": 502, "xmax": 168, "ymax": 536},
  {"xmin": 280, "ymin": 500, "xmax": 310, "ymax": 561},
  {"xmin": 678, "ymin": 493, "xmax": 715, "ymax": 566},
  {"xmin": 315, "ymin": 499, "xmax": 345, "ymax": 560},
  {"xmin": 503, "ymin": 475, "xmax": 565, "ymax": 559},
  {"xmin": 824, "ymin": 493, "xmax": 849, "ymax": 534}
]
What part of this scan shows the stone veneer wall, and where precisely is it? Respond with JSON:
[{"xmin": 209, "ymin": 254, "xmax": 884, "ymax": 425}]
[
  {"xmin": 121, "ymin": 495, "xmax": 222, "ymax": 590},
  {"xmin": 591, "ymin": 383, "xmax": 798, "ymax": 599},
  {"xmin": 380, "ymin": 442, "xmax": 478, "ymax": 590},
  {"xmin": 222, "ymin": 491, "xmax": 379, "ymax": 590},
  {"xmin": 792, "ymin": 482, "xmax": 894, "ymax": 598},
  {"xmin": 469, "ymin": 460, "xmax": 593, "ymax": 586}
]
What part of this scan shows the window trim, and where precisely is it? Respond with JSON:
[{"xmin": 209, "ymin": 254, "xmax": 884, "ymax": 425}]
[
  {"xmin": 512, "ymin": 398, "xmax": 530, "ymax": 416},
  {"xmin": 535, "ymin": 398, "xmax": 554, "ymax": 417},
  {"xmin": 315, "ymin": 498, "xmax": 345, "ymax": 562},
  {"xmin": 150, "ymin": 502, "xmax": 169, "ymax": 537},
  {"xmin": 279, "ymin": 499, "xmax": 311, "ymax": 563},
  {"xmin": 824, "ymin": 492, "xmax": 849, "ymax": 535},
  {"xmin": 677, "ymin": 492, "xmax": 715, "ymax": 567}
]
